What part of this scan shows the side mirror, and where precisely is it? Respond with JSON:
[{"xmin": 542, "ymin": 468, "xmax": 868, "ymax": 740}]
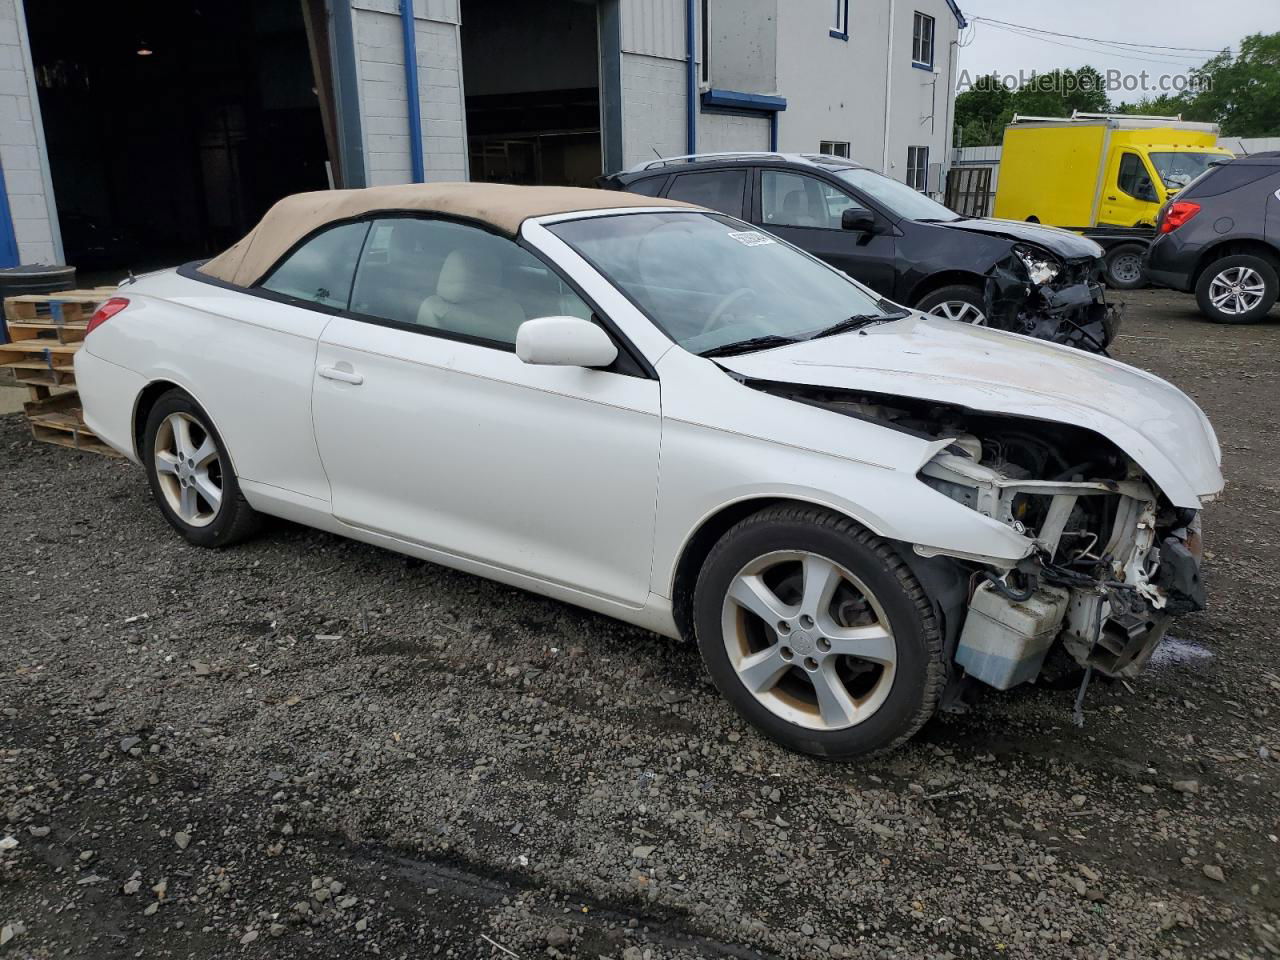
[
  {"xmin": 516, "ymin": 316, "xmax": 618, "ymax": 368},
  {"xmin": 841, "ymin": 208, "xmax": 876, "ymax": 232}
]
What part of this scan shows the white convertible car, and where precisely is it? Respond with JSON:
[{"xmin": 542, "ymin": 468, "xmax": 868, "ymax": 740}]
[{"xmin": 77, "ymin": 183, "xmax": 1223, "ymax": 757}]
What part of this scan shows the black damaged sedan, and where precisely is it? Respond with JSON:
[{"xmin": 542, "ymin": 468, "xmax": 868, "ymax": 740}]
[{"xmin": 602, "ymin": 153, "xmax": 1120, "ymax": 353}]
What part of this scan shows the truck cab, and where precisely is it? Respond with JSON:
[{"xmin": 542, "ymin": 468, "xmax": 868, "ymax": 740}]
[{"xmin": 1097, "ymin": 136, "xmax": 1233, "ymax": 228}]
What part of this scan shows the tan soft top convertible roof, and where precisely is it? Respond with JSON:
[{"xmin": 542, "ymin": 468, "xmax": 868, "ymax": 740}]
[{"xmin": 199, "ymin": 182, "xmax": 694, "ymax": 287}]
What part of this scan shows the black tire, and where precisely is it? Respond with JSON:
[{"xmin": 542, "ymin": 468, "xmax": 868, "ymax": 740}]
[
  {"xmin": 1103, "ymin": 243, "xmax": 1147, "ymax": 290},
  {"xmin": 1025, "ymin": 216, "xmax": 1040, "ymax": 223},
  {"xmin": 1194, "ymin": 254, "xmax": 1279, "ymax": 324},
  {"xmin": 915, "ymin": 284, "xmax": 987, "ymax": 325},
  {"xmin": 692, "ymin": 506, "xmax": 944, "ymax": 759},
  {"xmin": 142, "ymin": 389, "xmax": 262, "ymax": 548}
]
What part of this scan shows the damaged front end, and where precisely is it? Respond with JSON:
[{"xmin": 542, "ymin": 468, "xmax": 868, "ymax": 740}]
[
  {"xmin": 921, "ymin": 442, "xmax": 1205, "ymax": 691},
  {"xmin": 985, "ymin": 245, "xmax": 1122, "ymax": 355}
]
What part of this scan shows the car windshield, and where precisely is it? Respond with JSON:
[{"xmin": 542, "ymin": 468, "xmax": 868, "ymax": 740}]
[
  {"xmin": 830, "ymin": 167, "xmax": 961, "ymax": 222},
  {"xmin": 546, "ymin": 211, "xmax": 892, "ymax": 355},
  {"xmin": 1149, "ymin": 152, "xmax": 1225, "ymax": 190}
]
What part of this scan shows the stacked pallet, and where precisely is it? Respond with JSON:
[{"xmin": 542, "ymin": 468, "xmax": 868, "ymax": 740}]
[{"xmin": 1, "ymin": 288, "xmax": 120, "ymax": 455}]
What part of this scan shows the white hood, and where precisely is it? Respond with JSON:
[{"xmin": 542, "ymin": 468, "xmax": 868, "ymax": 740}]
[{"xmin": 717, "ymin": 314, "xmax": 1223, "ymax": 509}]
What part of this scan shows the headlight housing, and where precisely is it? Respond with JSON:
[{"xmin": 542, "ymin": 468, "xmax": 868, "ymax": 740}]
[{"xmin": 1013, "ymin": 244, "xmax": 1062, "ymax": 286}]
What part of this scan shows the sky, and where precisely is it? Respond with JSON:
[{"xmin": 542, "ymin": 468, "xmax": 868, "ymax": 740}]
[{"xmin": 954, "ymin": 0, "xmax": 1277, "ymax": 105}]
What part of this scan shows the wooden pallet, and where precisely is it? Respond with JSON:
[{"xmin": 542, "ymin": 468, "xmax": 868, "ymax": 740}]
[
  {"xmin": 2, "ymin": 289, "xmax": 119, "ymax": 456},
  {"xmin": 22, "ymin": 392, "xmax": 118, "ymax": 457}
]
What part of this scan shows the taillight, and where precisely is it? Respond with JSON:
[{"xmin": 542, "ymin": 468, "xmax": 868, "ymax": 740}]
[
  {"xmin": 1159, "ymin": 200, "xmax": 1201, "ymax": 234},
  {"xmin": 85, "ymin": 297, "xmax": 130, "ymax": 335}
]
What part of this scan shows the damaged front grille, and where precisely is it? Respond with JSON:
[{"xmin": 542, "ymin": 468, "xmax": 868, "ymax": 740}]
[{"xmin": 985, "ymin": 255, "xmax": 1121, "ymax": 354}]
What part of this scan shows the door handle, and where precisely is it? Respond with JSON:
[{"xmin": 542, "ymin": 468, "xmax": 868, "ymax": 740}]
[
  {"xmin": 1106, "ymin": 195, "xmax": 1117, "ymax": 201},
  {"xmin": 318, "ymin": 364, "xmax": 364, "ymax": 385}
]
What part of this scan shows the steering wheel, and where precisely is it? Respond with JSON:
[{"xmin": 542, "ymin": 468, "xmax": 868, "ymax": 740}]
[{"xmin": 702, "ymin": 287, "xmax": 755, "ymax": 334}]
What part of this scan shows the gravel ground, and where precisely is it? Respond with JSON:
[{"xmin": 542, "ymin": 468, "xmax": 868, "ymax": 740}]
[{"xmin": 2, "ymin": 289, "xmax": 1278, "ymax": 960}]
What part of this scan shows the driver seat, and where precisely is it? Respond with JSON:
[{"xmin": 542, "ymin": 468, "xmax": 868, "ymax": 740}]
[{"xmin": 417, "ymin": 248, "xmax": 524, "ymax": 342}]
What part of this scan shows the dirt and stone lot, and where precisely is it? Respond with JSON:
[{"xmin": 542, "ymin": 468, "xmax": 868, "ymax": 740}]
[{"xmin": 2, "ymin": 289, "xmax": 1278, "ymax": 960}]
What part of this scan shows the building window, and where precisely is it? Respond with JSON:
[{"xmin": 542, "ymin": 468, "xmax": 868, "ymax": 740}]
[
  {"xmin": 819, "ymin": 141, "xmax": 851, "ymax": 158},
  {"xmin": 912, "ymin": 12, "xmax": 935, "ymax": 68},
  {"xmin": 907, "ymin": 146, "xmax": 929, "ymax": 191},
  {"xmin": 830, "ymin": 0, "xmax": 849, "ymax": 40},
  {"xmin": 701, "ymin": 0, "xmax": 710, "ymax": 82}
]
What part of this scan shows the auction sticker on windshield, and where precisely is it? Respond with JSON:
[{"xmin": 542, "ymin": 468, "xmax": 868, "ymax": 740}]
[{"xmin": 727, "ymin": 230, "xmax": 775, "ymax": 247}]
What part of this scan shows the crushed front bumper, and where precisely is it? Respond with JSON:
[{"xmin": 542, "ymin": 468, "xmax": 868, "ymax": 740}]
[{"xmin": 986, "ymin": 265, "xmax": 1122, "ymax": 354}]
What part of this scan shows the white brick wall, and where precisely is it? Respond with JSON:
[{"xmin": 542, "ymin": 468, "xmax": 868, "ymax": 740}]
[
  {"xmin": 620, "ymin": 53, "xmax": 686, "ymax": 168},
  {"xmin": 0, "ymin": 0, "xmax": 58, "ymax": 264},
  {"xmin": 699, "ymin": 112, "xmax": 770, "ymax": 153},
  {"xmin": 352, "ymin": 0, "xmax": 467, "ymax": 187}
]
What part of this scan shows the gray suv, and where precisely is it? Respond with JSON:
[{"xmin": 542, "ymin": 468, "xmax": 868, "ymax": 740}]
[{"xmin": 1144, "ymin": 152, "xmax": 1280, "ymax": 323}]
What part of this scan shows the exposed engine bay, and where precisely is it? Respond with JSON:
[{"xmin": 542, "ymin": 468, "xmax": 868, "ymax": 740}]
[
  {"xmin": 984, "ymin": 247, "xmax": 1122, "ymax": 355},
  {"xmin": 758, "ymin": 382, "xmax": 1207, "ymax": 698}
]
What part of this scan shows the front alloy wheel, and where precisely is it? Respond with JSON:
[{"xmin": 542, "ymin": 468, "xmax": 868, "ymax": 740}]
[
  {"xmin": 927, "ymin": 300, "xmax": 986, "ymax": 325},
  {"xmin": 722, "ymin": 551, "xmax": 897, "ymax": 730},
  {"xmin": 694, "ymin": 506, "xmax": 944, "ymax": 758}
]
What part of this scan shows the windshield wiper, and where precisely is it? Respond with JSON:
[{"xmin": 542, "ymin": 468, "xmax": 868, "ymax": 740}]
[
  {"xmin": 807, "ymin": 309, "xmax": 910, "ymax": 340},
  {"xmin": 699, "ymin": 334, "xmax": 803, "ymax": 358}
]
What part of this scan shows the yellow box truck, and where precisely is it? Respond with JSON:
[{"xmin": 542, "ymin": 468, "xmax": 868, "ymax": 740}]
[{"xmin": 992, "ymin": 113, "xmax": 1234, "ymax": 287}]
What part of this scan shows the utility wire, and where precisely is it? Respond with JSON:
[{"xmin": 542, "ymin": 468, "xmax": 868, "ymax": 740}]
[
  {"xmin": 976, "ymin": 20, "xmax": 1216, "ymax": 69},
  {"xmin": 971, "ymin": 16, "xmax": 1230, "ymax": 54}
]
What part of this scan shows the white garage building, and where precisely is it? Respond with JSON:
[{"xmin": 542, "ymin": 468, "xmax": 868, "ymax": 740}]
[{"xmin": 0, "ymin": 0, "xmax": 964, "ymax": 271}]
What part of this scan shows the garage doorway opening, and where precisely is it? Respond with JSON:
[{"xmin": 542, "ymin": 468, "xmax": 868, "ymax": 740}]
[
  {"xmin": 461, "ymin": 0, "xmax": 602, "ymax": 186},
  {"xmin": 26, "ymin": 0, "xmax": 335, "ymax": 277}
]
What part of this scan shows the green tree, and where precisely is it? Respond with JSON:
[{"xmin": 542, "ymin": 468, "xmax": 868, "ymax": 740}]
[
  {"xmin": 1183, "ymin": 32, "xmax": 1280, "ymax": 136},
  {"xmin": 954, "ymin": 66, "xmax": 1112, "ymax": 146},
  {"xmin": 954, "ymin": 73, "xmax": 1012, "ymax": 147}
]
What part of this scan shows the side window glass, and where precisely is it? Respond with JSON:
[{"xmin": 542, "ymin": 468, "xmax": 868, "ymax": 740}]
[
  {"xmin": 349, "ymin": 217, "xmax": 592, "ymax": 346},
  {"xmin": 762, "ymin": 170, "xmax": 862, "ymax": 229},
  {"xmin": 627, "ymin": 176, "xmax": 667, "ymax": 197},
  {"xmin": 259, "ymin": 221, "xmax": 369, "ymax": 308},
  {"xmin": 666, "ymin": 170, "xmax": 748, "ymax": 217},
  {"xmin": 1117, "ymin": 153, "xmax": 1155, "ymax": 201}
]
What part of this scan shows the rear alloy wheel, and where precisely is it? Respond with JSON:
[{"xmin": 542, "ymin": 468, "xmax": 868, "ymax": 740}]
[
  {"xmin": 693, "ymin": 506, "xmax": 943, "ymax": 758},
  {"xmin": 1104, "ymin": 244, "xmax": 1147, "ymax": 290},
  {"xmin": 916, "ymin": 284, "xmax": 987, "ymax": 326},
  {"xmin": 1195, "ymin": 254, "xmax": 1278, "ymax": 324},
  {"xmin": 143, "ymin": 390, "xmax": 261, "ymax": 547}
]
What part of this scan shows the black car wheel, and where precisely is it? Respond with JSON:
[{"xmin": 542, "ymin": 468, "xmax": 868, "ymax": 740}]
[
  {"xmin": 916, "ymin": 285, "xmax": 987, "ymax": 325},
  {"xmin": 143, "ymin": 389, "xmax": 263, "ymax": 547},
  {"xmin": 1104, "ymin": 244, "xmax": 1147, "ymax": 290},
  {"xmin": 693, "ymin": 506, "xmax": 944, "ymax": 759},
  {"xmin": 1195, "ymin": 254, "xmax": 1279, "ymax": 324}
]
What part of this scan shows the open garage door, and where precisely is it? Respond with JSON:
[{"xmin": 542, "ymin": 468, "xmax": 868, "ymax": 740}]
[
  {"xmin": 461, "ymin": 0, "xmax": 603, "ymax": 186},
  {"xmin": 26, "ymin": 0, "xmax": 334, "ymax": 278}
]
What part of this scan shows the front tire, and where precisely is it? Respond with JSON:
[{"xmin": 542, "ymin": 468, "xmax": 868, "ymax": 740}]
[
  {"xmin": 143, "ymin": 390, "xmax": 261, "ymax": 547},
  {"xmin": 693, "ymin": 506, "xmax": 944, "ymax": 758},
  {"xmin": 1103, "ymin": 243, "xmax": 1147, "ymax": 290},
  {"xmin": 916, "ymin": 284, "xmax": 987, "ymax": 326},
  {"xmin": 1194, "ymin": 254, "xmax": 1278, "ymax": 324}
]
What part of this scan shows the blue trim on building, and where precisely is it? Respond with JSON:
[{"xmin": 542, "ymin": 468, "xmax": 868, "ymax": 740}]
[
  {"xmin": 400, "ymin": 0, "xmax": 426, "ymax": 183},
  {"xmin": 911, "ymin": 60, "xmax": 933, "ymax": 71},
  {"xmin": 769, "ymin": 113, "xmax": 779, "ymax": 152},
  {"xmin": 685, "ymin": 0, "xmax": 697, "ymax": 154},
  {"xmin": 700, "ymin": 89, "xmax": 787, "ymax": 113},
  {"xmin": 0, "ymin": 160, "xmax": 19, "ymax": 269},
  {"xmin": 828, "ymin": 29, "xmax": 848, "ymax": 41},
  {"xmin": 945, "ymin": 0, "xmax": 967, "ymax": 28}
]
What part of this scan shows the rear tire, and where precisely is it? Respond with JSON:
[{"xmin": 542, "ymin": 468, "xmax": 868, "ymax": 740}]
[
  {"xmin": 1194, "ymin": 254, "xmax": 1278, "ymax": 324},
  {"xmin": 693, "ymin": 506, "xmax": 944, "ymax": 759},
  {"xmin": 143, "ymin": 390, "xmax": 262, "ymax": 548},
  {"xmin": 1103, "ymin": 243, "xmax": 1147, "ymax": 290},
  {"xmin": 916, "ymin": 284, "xmax": 987, "ymax": 325}
]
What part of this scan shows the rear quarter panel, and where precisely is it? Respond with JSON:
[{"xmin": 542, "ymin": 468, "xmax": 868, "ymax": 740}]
[{"xmin": 81, "ymin": 269, "xmax": 333, "ymax": 504}]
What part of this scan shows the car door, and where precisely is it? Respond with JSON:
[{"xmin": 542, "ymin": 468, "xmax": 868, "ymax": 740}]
[
  {"xmin": 310, "ymin": 216, "xmax": 662, "ymax": 608},
  {"xmin": 753, "ymin": 168, "xmax": 898, "ymax": 296},
  {"xmin": 1099, "ymin": 150, "xmax": 1161, "ymax": 227}
]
